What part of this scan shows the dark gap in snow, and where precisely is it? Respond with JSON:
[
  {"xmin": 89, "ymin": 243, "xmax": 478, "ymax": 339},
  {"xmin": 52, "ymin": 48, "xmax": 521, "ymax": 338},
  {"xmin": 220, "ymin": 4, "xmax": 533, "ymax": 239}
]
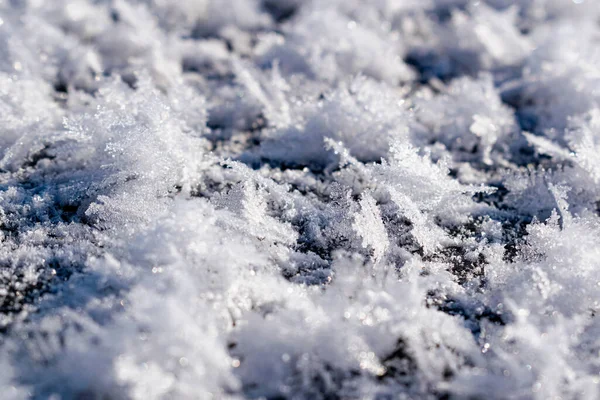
[
  {"xmin": 110, "ymin": 8, "xmax": 120, "ymax": 23},
  {"xmin": 120, "ymin": 72, "xmax": 138, "ymax": 90},
  {"xmin": 53, "ymin": 80, "xmax": 68, "ymax": 95},
  {"xmin": 405, "ymin": 51, "xmax": 455, "ymax": 83},
  {"xmin": 0, "ymin": 256, "xmax": 83, "ymax": 333},
  {"xmin": 502, "ymin": 220, "xmax": 530, "ymax": 264},
  {"xmin": 262, "ymin": 0, "xmax": 298, "ymax": 24},
  {"xmin": 427, "ymin": 292, "xmax": 508, "ymax": 336},
  {"xmin": 500, "ymin": 84, "xmax": 541, "ymax": 136},
  {"xmin": 443, "ymin": 246, "xmax": 486, "ymax": 286},
  {"xmin": 22, "ymin": 146, "xmax": 57, "ymax": 170},
  {"xmin": 182, "ymin": 58, "xmax": 235, "ymax": 82},
  {"xmin": 378, "ymin": 338, "xmax": 418, "ymax": 384},
  {"xmin": 437, "ymin": 298, "xmax": 507, "ymax": 338}
]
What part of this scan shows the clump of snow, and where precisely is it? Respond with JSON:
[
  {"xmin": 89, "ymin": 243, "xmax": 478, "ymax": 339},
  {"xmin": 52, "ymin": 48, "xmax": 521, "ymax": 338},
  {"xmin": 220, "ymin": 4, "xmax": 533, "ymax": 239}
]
[
  {"xmin": 1, "ymin": 0, "xmax": 600, "ymax": 399},
  {"xmin": 256, "ymin": 4, "xmax": 415, "ymax": 84},
  {"xmin": 415, "ymin": 73, "xmax": 519, "ymax": 165},
  {"xmin": 260, "ymin": 75, "xmax": 415, "ymax": 168}
]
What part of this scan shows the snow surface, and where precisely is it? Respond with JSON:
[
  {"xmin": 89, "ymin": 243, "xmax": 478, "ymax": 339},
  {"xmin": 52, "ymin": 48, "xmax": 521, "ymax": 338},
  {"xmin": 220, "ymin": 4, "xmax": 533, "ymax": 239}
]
[{"xmin": 1, "ymin": 0, "xmax": 600, "ymax": 398}]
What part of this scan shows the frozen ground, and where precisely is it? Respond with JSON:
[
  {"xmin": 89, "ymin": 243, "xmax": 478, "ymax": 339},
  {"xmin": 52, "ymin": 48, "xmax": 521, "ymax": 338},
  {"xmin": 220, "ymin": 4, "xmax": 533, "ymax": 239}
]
[{"xmin": 0, "ymin": 0, "xmax": 599, "ymax": 398}]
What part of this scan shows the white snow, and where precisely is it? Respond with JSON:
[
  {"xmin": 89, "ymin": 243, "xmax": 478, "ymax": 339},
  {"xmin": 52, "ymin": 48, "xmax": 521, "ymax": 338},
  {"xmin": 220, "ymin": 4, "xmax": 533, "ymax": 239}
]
[{"xmin": 0, "ymin": 0, "xmax": 600, "ymax": 399}]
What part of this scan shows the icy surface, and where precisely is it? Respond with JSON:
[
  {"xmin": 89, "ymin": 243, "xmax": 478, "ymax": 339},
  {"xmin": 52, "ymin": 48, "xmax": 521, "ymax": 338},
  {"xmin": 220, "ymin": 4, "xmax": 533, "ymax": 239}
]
[{"xmin": 0, "ymin": 0, "xmax": 600, "ymax": 399}]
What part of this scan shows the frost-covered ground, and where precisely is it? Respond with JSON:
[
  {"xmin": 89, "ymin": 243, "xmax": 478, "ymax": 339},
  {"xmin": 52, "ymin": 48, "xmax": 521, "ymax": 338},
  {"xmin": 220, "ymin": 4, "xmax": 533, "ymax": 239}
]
[{"xmin": 1, "ymin": 0, "xmax": 600, "ymax": 398}]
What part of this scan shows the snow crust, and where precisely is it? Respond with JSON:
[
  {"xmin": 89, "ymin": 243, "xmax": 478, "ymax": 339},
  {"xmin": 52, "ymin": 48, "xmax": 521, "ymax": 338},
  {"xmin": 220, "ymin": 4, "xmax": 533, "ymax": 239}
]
[{"xmin": 1, "ymin": 0, "xmax": 600, "ymax": 399}]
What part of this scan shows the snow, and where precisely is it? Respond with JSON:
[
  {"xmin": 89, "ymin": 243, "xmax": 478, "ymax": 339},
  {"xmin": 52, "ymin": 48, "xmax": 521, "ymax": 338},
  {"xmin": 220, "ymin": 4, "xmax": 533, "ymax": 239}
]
[{"xmin": 1, "ymin": 0, "xmax": 600, "ymax": 399}]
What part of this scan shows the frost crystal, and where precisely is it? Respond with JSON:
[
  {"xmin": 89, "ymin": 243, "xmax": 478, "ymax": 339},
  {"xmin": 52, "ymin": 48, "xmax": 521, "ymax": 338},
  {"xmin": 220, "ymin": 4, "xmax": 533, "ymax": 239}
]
[{"xmin": 1, "ymin": 1, "xmax": 600, "ymax": 399}]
